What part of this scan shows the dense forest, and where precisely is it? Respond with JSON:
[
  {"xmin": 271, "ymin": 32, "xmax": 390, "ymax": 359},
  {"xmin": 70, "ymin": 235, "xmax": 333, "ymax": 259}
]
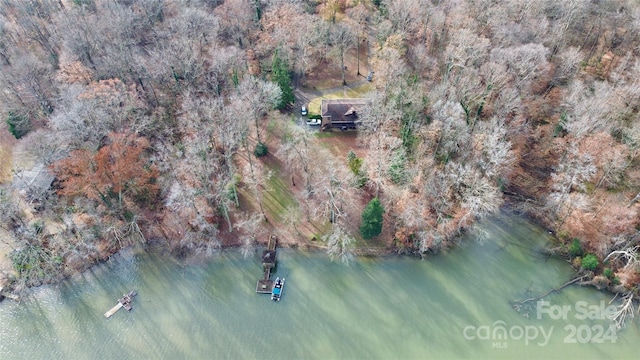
[{"xmin": 0, "ymin": 0, "xmax": 639, "ymax": 321}]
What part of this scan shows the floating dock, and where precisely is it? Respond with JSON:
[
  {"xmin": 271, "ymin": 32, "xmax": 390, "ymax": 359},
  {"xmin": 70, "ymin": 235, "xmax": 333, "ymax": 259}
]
[
  {"xmin": 256, "ymin": 235, "xmax": 277, "ymax": 294},
  {"xmin": 104, "ymin": 290, "xmax": 137, "ymax": 318}
]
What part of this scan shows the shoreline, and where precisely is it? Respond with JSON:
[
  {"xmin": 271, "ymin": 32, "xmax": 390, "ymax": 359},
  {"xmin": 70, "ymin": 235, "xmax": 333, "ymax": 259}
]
[{"xmin": 0, "ymin": 211, "xmax": 626, "ymax": 305}]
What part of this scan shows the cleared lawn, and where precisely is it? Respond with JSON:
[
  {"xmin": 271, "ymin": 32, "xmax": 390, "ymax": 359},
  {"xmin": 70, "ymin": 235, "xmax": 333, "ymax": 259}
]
[
  {"xmin": 261, "ymin": 157, "xmax": 298, "ymax": 222},
  {"xmin": 307, "ymin": 82, "xmax": 373, "ymax": 115}
]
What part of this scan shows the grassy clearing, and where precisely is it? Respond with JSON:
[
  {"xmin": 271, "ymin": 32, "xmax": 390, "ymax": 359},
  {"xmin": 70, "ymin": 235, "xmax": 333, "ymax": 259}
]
[
  {"xmin": 260, "ymin": 116, "xmax": 298, "ymax": 221},
  {"xmin": 310, "ymin": 221, "xmax": 330, "ymax": 237},
  {"xmin": 314, "ymin": 131, "xmax": 357, "ymax": 139},
  {"xmin": 235, "ymin": 160, "xmax": 297, "ymax": 225},
  {"xmin": 260, "ymin": 158, "xmax": 298, "ymax": 222},
  {"xmin": 307, "ymin": 83, "xmax": 374, "ymax": 115},
  {"xmin": 261, "ymin": 161, "xmax": 336, "ymax": 243}
]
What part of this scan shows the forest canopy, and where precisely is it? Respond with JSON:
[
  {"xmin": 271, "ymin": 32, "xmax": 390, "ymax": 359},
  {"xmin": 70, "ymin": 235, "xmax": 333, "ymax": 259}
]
[{"xmin": 0, "ymin": 0, "xmax": 639, "ymax": 303}]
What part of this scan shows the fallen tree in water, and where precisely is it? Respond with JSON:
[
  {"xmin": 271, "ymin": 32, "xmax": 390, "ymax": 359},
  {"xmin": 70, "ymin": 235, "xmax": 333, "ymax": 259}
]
[
  {"xmin": 610, "ymin": 292, "xmax": 637, "ymax": 330},
  {"xmin": 511, "ymin": 273, "xmax": 639, "ymax": 329},
  {"xmin": 511, "ymin": 274, "xmax": 589, "ymax": 308}
]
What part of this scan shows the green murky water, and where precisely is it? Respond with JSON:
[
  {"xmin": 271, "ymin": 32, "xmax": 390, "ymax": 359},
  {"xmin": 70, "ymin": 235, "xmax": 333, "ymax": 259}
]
[{"xmin": 1, "ymin": 216, "xmax": 638, "ymax": 359}]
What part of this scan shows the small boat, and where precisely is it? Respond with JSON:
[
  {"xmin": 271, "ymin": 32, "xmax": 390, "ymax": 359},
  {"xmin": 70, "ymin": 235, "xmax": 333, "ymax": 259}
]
[{"xmin": 271, "ymin": 277, "xmax": 285, "ymax": 301}]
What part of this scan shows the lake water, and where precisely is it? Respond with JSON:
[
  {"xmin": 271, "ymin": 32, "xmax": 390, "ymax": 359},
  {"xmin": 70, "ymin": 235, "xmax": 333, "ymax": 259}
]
[{"xmin": 1, "ymin": 215, "xmax": 638, "ymax": 359}]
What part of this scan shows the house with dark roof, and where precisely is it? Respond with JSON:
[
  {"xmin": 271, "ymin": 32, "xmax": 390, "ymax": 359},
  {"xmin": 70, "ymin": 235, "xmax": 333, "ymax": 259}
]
[{"xmin": 320, "ymin": 98, "xmax": 369, "ymax": 131}]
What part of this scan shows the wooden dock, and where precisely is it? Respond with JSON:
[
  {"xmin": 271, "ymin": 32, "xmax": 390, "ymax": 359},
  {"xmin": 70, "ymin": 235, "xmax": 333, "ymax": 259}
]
[
  {"xmin": 104, "ymin": 302, "xmax": 123, "ymax": 318},
  {"xmin": 256, "ymin": 236, "xmax": 277, "ymax": 293},
  {"xmin": 256, "ymin": 279, "xmax": 273, "ymax": 294},
  {"xmin": 104, "ymin": 290, "xmax": 137, "ymax": 318}
]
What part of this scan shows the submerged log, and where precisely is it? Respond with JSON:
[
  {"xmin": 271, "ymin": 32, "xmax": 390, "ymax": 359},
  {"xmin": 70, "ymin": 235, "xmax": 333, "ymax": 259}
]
[
  {"xmin": 511, "ymin": 274, "xmax": 589, "ymax": 307},
  {"xmin": 0, "ymin": 287, "xmax": 20, "ymax": 302}
]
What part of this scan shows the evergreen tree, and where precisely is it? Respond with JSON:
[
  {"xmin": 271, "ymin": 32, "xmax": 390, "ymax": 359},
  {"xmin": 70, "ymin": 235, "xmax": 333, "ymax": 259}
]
[
  {"xmin": 388, "ymin": 148, "xmax": 407, "ymax": 185},
  {"xmin": 271, "ymin": 50, "xmax": 295, "ymax": 110},
  {"xmin": 347, "ymin": 150, "xmax": 367, "ymax": 188},
  {"xmin": 6, "ymin": 111, "xmax": 30, "ymax": 139},
  {"xmin": 360, "ymin": 197, "xmax": 384, "ymax": 239}
]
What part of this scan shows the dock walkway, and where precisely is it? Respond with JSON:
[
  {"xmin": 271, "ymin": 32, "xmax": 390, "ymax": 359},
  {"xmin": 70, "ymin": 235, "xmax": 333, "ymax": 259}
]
[
  {"xmin": 104, "ymin": 290, "xmax": 137, "ymax": 318},
  {"xmin": 104, "ymin": 302, "xmax": 123, "ymax": 318},
  {"xmin": 256, "ymin": 236, "xmax": 278, "ymax": 293}
]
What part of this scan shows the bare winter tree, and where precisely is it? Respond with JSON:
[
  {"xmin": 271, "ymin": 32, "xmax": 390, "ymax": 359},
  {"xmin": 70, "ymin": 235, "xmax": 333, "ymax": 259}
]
[
  {"xmin": 330, "ymin": 23, "xmax": 355, "ymax": 86},
  {"xmin": 206, "ymin": 45, "xmax": 246, "ymax": 96},
  {"xmin": 236, "ymin": 75, "xmax": 281, "ymax": 143},
  {"xmin": 182, "ymin": 91, "xmax": 245, "ymax": 176},
  {"xmin": 564, "ymin": 77, "xmax": 638, "ymax": 140},
  {"xmin": 450, "ymin": 162, "xmax": 504, "ymax": 224},
  {"xmin": 383, "ymin": 0, "xmax": 417, "ymax": 35},
  {"xmin": 578, "ymin": 133, "xmax": 630, "ymax": 191},
  {"xmin": 359, "ymin": 91, "xmax": 401, "ymax": 196},
  {"xmin": 475, "ymin": 117, "xmax": 514, "ymax": 180},
  {"xmin": 544, "ymin": 0, "xmax": 591, "ymax": 51},
  {"xmin": 555, "ymin": 47, "xmax": 583, "ymax": 84},
  {"xmin": 215, "ymin": 0, "xmax": 255, "ymax": 48},
  {"xmin": 178, "ymin": 91, "xmax": 244, "ymax": 230},
  {"xmin": 547, "ymin": 145, "xmax": 596, "ymax": 223},
  {"xmin": 0, "ymin": 16, "xmax": 14, "ymax": 66},
  {"xmin": 323, "ymin": 225, "xmax": 354, "ymax": 264},
  {"xmin": 308, "ymin": 148, "xmax": 360, "ymax": 230},
  {"xmin": 49, "ymin": 79, "xmax": 148, "ymax": 151},
  {"xmin": 241, "ymin": 158, "xmax": 269, "ymax": 221},
  {"xmin": 292, "ymin": 16, "xmax": 329, "ymax": 84},
  {"xmin": 492, "ymin": 43, "xmax": 550, "ymax": 91},
  {"xmin": 276, "ymin": 124, "xmax": 314, "ymax": 195},
  {"xmin": 445, "ymin": 28, "xmax": 490, "ymax": 72},
  {"xmin": 10, "ymin": 0, "xmax": 61, "ymax": 67},
  {"xmin": 152, "ymin": 6, "xmax": 219, "ymax": 91},
  {"xmin": 57, "ymin": 4, "xmax": 108, "ymax": 74},
  {"xmin": 0, "ymin": 186, "xmax": 25, "ymax": 234},
  {"xmin": 0, "ymin": 51, "xmax": 56, "ymax": 130},
  {"xmin": 235, "ymin": 212, "xmax": 265, "ymax": 258},
  {"xmin": 345, "ymin": 3, "xmax": 370, "ymax": 77},
  {"xmin": 430, "ymin": 99, "xmax": 471, "ymax": 163}
]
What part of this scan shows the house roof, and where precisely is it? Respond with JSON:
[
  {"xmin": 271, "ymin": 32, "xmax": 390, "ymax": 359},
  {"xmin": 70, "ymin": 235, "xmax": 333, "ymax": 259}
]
[
  {"xmin": 321, "ymin": 98, "xmax": 369, "ymax": 122},
  {"xmin": 13, "ymin": 162, "xmax": 54, "ymax": 199},
  {"xmin": 262, "ymin": 250, "xmax": 276, "ymax": 265}
]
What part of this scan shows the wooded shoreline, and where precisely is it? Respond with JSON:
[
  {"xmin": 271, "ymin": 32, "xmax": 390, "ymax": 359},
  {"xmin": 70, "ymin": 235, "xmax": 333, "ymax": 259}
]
[{"xmin": 1, "ymin": 1, "xmax": 639, "ymax": 315}]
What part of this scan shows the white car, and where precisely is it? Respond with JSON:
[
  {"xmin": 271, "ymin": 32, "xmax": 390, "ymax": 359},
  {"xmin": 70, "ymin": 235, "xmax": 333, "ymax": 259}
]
[
  {"xmin": 301, "ymin": 106, "xmax": 308, "ymax": 116},
  {"xmin": 306, "ymin": 118, "xmax": 321, "ymax": 126}
]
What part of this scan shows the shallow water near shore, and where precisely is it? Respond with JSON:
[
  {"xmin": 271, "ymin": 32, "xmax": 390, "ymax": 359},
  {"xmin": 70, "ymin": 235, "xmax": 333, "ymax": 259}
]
[{"xmin": 1, "ymin": 215, "xmax": 639, "ymax": 359}]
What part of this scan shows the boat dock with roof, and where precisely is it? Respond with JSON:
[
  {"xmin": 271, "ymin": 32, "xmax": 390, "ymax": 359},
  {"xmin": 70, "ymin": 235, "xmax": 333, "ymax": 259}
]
[{"xmin": 256, "ymin": 235, "xmax": 277, "ymax": 294}]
